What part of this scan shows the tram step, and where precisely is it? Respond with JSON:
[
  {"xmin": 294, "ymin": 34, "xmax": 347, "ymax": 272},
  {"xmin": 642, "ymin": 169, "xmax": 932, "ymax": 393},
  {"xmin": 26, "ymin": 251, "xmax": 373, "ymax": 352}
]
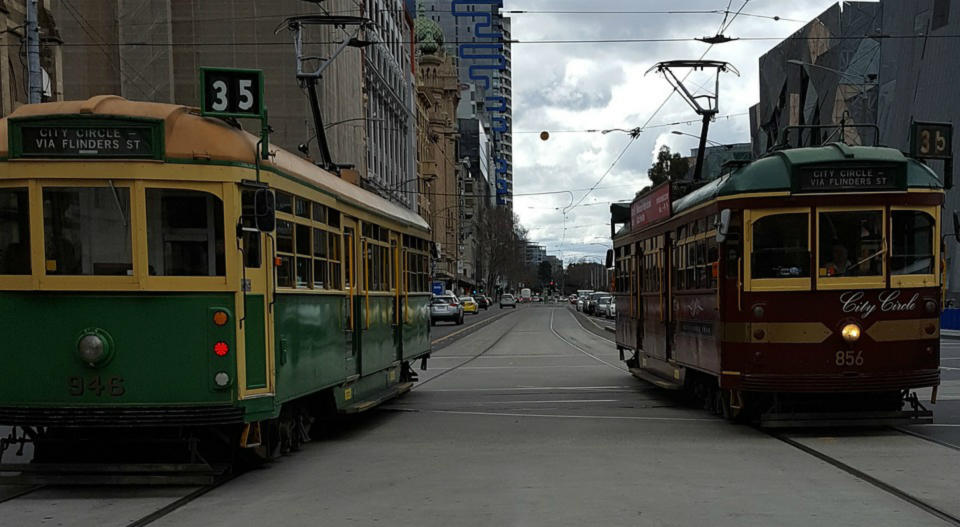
[
  {"xmin": 629, "ymin": 368, "xmax": 684, "ymax": 391},
  {"xmin": 340, "ymin": 382, "xmax": 415, "ymax": 414},
  {"xmin": 759, "ymin": 410, "xmax": 934, "ymax": 429},
  {"xmin": 0, "ymin": 462, "xmax": 229, "ymax": 485}
]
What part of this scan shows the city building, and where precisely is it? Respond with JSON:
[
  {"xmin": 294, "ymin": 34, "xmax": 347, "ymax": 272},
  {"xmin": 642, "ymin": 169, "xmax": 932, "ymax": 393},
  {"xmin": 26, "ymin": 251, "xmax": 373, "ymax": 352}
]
[
  {"xmin": 52, "ymin": 0, "xmax": 369, "ymax": 177},
  {"xmin": 363, "ymin": 0, "xmax": 418, "ymax": 210},
  {"xmin": 748, "ymin": 2, "xmax": 881, "ymax": 156},
  {"xmin": 544, "ymin": 255, "xmax": 563, "ymax": 279},
  {"xmin": 685, "ymin": 143, "xmax": 754, "ymax": 181},
  {"xmin": 420, "ymin": 0, "xmax": 513, "ymax": 209},
  {"xmin": 415, "ymin": 14, "xmax": 462, "ymax": 288},
  {"xmin": 0, "ymin": 0, "xmax": 63, "ymax": 114},
  {"xmin": 523, "ymin": 243, "xmax": 546, "ymax": 268}
]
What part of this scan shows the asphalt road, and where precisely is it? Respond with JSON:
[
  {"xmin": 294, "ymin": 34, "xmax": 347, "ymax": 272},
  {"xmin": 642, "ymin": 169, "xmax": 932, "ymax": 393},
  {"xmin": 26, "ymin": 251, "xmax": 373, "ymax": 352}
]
[{"xmin": 4, "ymin": 306, "xmax": 960, "ymax": 526}]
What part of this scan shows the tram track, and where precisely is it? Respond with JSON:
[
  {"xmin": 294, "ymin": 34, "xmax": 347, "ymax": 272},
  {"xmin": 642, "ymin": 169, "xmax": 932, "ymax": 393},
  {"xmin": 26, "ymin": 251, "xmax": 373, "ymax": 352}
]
[
  {"xmin": 414, "ymin": 315, "xmax": 526, "ymax": 390},
  {"xmin": 123, "ymin": 474, "xmax": 235, "ymax": 527},
  {"xmin": 0, "ymin": 484, "xmax": 42, "ymax": 504},
  {"xmin": 771, "ymin": 430, "xmax": 960, "ymax": 526}
]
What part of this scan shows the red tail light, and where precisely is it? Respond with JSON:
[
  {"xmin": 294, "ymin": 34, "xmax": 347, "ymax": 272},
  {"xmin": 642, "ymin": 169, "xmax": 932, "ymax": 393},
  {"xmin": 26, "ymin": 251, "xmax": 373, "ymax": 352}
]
[
  {"xmin": 449, "ymin": 303, "xmax": 458, "ymax": 307},
  {"xmin": 214, "ymin": 341, "xmax": 229, "ymax": 357}
]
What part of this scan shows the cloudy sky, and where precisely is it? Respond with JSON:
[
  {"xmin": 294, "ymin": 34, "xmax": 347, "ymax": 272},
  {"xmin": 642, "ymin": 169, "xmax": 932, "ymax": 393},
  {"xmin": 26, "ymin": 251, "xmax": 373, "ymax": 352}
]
[{"xmin": 506, "ymin": 0, "xmax": 866, "ymax": 264}]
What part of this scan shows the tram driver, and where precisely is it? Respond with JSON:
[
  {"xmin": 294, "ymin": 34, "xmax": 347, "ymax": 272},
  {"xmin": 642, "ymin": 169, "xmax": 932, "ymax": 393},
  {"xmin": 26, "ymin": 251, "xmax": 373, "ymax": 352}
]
[{"xmin": 824, "ymin": 243, "xmax": 854, "ymax": 277}]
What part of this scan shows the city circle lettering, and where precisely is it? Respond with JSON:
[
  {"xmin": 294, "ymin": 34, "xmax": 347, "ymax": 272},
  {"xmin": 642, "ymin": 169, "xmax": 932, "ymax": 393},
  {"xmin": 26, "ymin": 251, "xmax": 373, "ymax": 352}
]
[
  {"xmin": 808, "ymin": 168, "xmax": 888, "ymax": 188},
  {"xmin": 840, "ymin": 290, "xmax": 919, "ymax": 319}
]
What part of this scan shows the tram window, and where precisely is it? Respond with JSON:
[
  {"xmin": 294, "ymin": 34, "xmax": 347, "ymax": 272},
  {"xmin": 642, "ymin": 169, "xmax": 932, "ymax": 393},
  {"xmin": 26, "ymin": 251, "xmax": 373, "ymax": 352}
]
[
  {"xmin": 751, "ymin": 213, "xmax": 809, "ymax": 279},
  {"xmin": 276, "ymin": 192, "xmax": 293, "ymax": 214},
  {"xmin": 891, "ymin": 211, "xmax": 935, "ymax": 275},
  {"xmin": 277, "ymin": 256, "xmax": 294, "ymax": 287},
  {"xmin": 276, "ymin": 220, "xmax": 293, "ymax": 254},
  {"xmin": 296, "ymin": 224, "xmax": 311, "ymax": 256},
  {"xmin": 295, "ymin": 198, "xmax": 311, "ymax": 219},
  {"xmin": 146, "ymin": 189, "xmax": 225, "ymax": 276},
  {"xmin": 328, "ymin": 233, "xmax": 342, "ymax": 289},
  {"xmin": 44, "ymin": 187, "xmax": 132, "ymax": 276},
  {"xmin": 0, "ymin": 188, "xmax": 30, "ymax": 275},
  {"xmin": 240, "ymin": 190, "xmax": 261, "ymax": 268},
  {"xmin": 328, "ymin": 209, "xmax": 341, "ymax": 229},
  {"xmin": 818, "ymin": 211, "xmax": 883, "ymax": 277},
  {"xmin": 313, "ymin": 203, "xmax": 327, "ymax": 224}
]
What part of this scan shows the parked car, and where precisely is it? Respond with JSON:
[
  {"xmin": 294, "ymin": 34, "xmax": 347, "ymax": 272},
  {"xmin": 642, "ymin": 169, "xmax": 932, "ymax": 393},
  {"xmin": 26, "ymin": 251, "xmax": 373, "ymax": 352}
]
[
  {"xmin": 430, "ymin": 295, "xmax": 464, "ymax": 325},
  {"xmin": 500, "ymin": 294, "xmax": 517, "ymax": 309},
  {"xmin": 596, "ymin": 296, "xmax": 614, "ymax": 318},
  {"xmin": 461, "ymin": 296, "xmax": 479, "ymax": 314},
  {"xmin": 476, "ymin": 296, "xmax": 490, "ymax": 310},
  {"xmin": 576, "ymin": 297, "xmax": 585, "ymax": 311},
  {"xmin": 608, "ymin": 301, "xmax": 616, "ymax": 319},
  {"xmin": 486, "ymin": 295, "xmax": 494, "ymax": 307}
]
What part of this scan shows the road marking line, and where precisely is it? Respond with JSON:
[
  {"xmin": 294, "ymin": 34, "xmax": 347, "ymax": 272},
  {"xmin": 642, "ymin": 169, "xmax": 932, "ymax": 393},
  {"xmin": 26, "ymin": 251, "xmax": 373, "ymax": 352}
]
[
  {"xmin": 428, "ymin": 354, "xmax": 576, "ymax": 359},
  {"xmin": 550, "ymin": 309, "xmax": 626, "ymax": 372},
  {"xmin": 430, "ymin": 309, "xmax": 515, "ymax": 345},
  {"xmin": 453, "ymin": 365, "xmax": 615, "ymax": 370},
  {"xmin": 913, "ymin": 424, "xmax": 960, "ymax": 428},
  {"xmin": 430, "ymin": 410, "xmax": 717, "ymax": 422},
  {"xmin": 940, "ymin": 366, "xmax": 960, "ymax": 371}
]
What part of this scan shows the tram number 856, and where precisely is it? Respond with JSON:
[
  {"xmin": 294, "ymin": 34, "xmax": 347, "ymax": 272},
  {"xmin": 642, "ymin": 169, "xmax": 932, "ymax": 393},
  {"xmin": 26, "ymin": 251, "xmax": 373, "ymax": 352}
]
[{"xmin": 835, "ymin": 350, "xmax": 864, "ymax": 367}]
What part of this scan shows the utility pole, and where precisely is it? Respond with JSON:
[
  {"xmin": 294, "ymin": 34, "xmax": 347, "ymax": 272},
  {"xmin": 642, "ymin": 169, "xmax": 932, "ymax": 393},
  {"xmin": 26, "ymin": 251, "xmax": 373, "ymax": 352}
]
[{"xmin": 26, "ymin": 0, "xmax": 43, "ymax": 103}]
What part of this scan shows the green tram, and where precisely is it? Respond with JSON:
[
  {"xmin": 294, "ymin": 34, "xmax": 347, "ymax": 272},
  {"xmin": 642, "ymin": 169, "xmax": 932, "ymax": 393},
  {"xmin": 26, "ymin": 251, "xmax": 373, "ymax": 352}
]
[{"xmin": 0, "ymin": 96, "xmax": 432, "ymax": 466}]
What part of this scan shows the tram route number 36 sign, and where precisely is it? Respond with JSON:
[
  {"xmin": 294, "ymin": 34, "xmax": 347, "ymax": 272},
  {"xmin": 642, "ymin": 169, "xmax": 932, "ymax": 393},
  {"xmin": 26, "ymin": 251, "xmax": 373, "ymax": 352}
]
[{"xmin": 200, "ymin": 67, "xmax": 265, "ymax": 119}]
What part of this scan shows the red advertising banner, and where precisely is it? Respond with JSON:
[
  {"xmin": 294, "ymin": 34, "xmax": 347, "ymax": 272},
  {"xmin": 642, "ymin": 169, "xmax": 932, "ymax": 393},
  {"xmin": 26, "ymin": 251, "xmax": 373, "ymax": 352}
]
[{"xmin": 631, "ymin": 184, "xmax": 671, "ymax": 229}]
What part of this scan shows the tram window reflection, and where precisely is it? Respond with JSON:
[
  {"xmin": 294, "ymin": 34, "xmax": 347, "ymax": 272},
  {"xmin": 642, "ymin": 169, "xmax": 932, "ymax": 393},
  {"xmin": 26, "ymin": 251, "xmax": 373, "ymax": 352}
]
[
  {"xmin": 891, "ymin": 211, "xmax": 935, "ymax": 275},
  {"xmin": 43, "ymin": 187, "xmax": 132, "ymax": 276},
  {"xmin": 146, "ymin": 189, "xmax": 225, "ymax": 276},
  {"xmin": 818, "ymin": 211, "xmax": 883, "ymax": 277},
  {"xmin": 751, "ymin": 213, "xmax": 809, "ymax": 279},
  {"xmin": 0, "ymin": 188, "xmax": 30, "ymax": 275}
]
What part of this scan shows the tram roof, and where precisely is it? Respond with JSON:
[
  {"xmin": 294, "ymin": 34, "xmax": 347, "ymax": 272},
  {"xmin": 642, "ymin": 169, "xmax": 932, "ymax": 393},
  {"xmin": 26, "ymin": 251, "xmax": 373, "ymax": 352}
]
[
  {"xmin": 0, "ymin": 96, "xmax": 430, "ymax": 232},
  {"xmin": 672, "ymin": 143, "xmax": 942, "ymax": 215}
]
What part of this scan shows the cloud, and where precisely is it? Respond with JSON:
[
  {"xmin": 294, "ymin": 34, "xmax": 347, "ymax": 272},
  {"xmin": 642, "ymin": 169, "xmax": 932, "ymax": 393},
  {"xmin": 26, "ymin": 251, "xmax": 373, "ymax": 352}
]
[{"xmin": 505, "ymin": 0, "xmax": 855, "ymax": 262}]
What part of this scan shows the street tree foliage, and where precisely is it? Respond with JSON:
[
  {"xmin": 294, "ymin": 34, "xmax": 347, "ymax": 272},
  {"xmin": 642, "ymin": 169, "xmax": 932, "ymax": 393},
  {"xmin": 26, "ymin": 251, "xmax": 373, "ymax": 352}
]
[
  {"xmin": 538, "ymin": 261, "xmax": 552, "ymax": 285},
  {"xmin": 474, "ymin": 206, "xmax": 528, "ymax": 293},
  {"xmin": 646, "ymin": 145, "xmax": 690, "ymax": 188}
]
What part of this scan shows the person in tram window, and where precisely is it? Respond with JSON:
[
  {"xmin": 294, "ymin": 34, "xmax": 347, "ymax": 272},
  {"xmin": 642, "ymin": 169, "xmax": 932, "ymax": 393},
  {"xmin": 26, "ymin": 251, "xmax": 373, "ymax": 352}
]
[{"xmin": 825, "ymin": 243, "xmax": 854, "ymax": 277}]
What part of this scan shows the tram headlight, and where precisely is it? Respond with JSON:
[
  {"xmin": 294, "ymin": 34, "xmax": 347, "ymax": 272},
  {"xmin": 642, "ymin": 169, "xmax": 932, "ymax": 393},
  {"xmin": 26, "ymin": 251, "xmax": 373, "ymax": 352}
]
[
  {"xmin": 841, "ymin": 323, "xmax": 861, "ymax": 343},
  {"xmin": 214, "ymin": 371, "xmax": 231, "ymax": 388},
  {"xmin": 78, "ymin": 334, "xmax": 105, "ymax": 364}
]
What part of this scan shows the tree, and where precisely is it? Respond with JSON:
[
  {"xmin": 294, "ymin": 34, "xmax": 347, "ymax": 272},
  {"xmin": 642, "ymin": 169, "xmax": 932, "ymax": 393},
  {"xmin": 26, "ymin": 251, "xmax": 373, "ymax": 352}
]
[
  {"xmin": 538, "ymin": 261, "xmax": 552, "ymax": 286},
  {"xmin": 474, "ymin": 206, "xmax": 528, "ymax": 293},
  {"xmin": 647, "ymin": 146, "xmax": 690, "ymax": 187}
]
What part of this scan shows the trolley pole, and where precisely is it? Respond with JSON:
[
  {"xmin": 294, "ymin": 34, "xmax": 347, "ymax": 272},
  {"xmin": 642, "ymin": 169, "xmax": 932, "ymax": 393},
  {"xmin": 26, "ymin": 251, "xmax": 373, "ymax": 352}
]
[{"xmin": 26, "ymin": 0, "xmax": 42, "ymax": 103}]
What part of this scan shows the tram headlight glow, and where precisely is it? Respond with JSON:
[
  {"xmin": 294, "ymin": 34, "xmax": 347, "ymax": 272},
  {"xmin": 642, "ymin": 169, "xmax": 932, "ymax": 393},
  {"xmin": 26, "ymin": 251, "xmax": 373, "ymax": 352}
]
[
  {"xmin": 841, "ymin": 323, "xmax": 862, "ymax": 343},
  {"xmin": 78, "ymin": 334, "xmax": 105, "ymax": 364}
]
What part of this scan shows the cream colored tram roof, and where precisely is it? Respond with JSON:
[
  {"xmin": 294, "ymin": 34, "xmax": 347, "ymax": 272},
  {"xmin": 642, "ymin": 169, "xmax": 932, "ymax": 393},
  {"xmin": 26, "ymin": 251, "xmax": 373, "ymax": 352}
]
[{"xmin": 0, "ymin": 95, "xmax": 430, "ymax": 232}]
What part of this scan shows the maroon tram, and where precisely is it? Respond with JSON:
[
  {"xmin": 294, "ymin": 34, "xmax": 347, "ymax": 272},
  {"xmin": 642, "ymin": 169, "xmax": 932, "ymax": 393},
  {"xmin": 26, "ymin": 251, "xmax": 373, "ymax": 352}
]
[{"xmin": 609, "ymin": 141, "xmax": 953, "ymax": 426}]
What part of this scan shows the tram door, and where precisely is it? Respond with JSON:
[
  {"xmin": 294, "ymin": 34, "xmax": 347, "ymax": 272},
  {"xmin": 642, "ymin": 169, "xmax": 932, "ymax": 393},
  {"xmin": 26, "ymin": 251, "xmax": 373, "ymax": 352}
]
[
  {"xmin": 662, "ymin": 234, "xmax": 673, "ymax": 361},
  {"xmin": 342, "ymin": 218, "xmax": 361, "ymax": 377},
  {"xmin": 240, "ymin": 188, "xmax": 274, "ymax": 398}
]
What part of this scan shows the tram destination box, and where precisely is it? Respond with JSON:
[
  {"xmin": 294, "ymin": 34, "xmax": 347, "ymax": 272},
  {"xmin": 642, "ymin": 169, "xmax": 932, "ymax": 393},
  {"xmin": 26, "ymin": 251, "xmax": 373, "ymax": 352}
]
[
  {"xmin": 793, "ymin": 164, "xmax": 906, "ymax": 193},
  {"xmin": 8, "ymin": 117, "xmax": 164, "ymax": 160}
]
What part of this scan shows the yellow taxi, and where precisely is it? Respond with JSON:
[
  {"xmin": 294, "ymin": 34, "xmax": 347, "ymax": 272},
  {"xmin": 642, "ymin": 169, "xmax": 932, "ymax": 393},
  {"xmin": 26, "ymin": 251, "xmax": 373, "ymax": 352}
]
[{"xmin": 461, "ymin": 296, "xmax": 480, "ymax": 314}]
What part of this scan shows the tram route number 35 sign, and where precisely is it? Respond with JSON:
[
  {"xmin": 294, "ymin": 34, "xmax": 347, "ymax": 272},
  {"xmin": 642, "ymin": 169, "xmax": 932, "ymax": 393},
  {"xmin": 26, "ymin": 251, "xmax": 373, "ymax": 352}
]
[{"xmin": 200, "ymin": 67, "xmax": 265, "ymax": 119}]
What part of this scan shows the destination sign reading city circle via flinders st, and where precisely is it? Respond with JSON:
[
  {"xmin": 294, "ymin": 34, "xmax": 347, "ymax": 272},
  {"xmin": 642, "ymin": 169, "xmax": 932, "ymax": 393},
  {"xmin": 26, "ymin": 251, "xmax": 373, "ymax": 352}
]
[{"xmin": 23, "ymin": 125, "xmax": 153, "ymax": 157}]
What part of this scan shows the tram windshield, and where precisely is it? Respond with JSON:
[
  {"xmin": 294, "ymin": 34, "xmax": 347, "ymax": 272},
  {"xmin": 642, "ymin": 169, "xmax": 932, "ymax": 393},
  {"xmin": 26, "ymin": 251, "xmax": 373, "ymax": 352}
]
[
  {"xmin": 751, "ymin": 213, "xmax": 810, "ymax": 279},
  {"xmin": 818, "ymin": 211, "xmax": 883, "ymax": 277},
  {"xmin": 891, "ymin": 210, "xmax": 935, "ymax": 275},
  {"xmin": 0, "ymin": 188, "xmax": 30, "ymax": 275},
  {"xmin": 146, "ymin": 189, "xmax": 225, "ymax": 276},
  {"xmin": 43, "ymin": 186, "xmax": 132, "ymax": 275}
]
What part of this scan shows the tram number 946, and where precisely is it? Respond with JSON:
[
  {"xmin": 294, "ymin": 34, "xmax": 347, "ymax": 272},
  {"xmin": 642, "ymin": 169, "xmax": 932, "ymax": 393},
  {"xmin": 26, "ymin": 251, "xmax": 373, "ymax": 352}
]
[
  {"xmin": 835, "ymin": 350, "xmax": 864, "ymax": 367},
  {"xmin": 68, "ymin": 376, "xmax": 125, "ymax": 397}
]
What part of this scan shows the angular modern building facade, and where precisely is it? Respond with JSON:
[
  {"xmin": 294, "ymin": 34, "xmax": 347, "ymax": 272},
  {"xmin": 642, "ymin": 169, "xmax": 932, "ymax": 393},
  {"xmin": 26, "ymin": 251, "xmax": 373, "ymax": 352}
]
[{"xmin": 749, "ymin": 2, "xmax": 881, "ymax": 156}]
